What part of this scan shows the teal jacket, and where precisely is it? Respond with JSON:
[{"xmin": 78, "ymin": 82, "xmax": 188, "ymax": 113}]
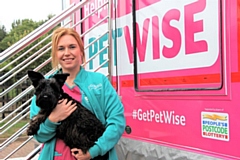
[{"xmin": 30, "ymin": 67, "xmax": 126, "ymax": 160}]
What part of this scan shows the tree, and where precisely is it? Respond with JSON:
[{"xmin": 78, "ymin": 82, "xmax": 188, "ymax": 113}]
[
  {"xmin": 0, "ymin": 19, "xmax": 38, "ymax": 52},
  {"xmin": 0, "ymin": 14, "xmax": 61, "ymax": 120},
  {"xmin": 0, "ymin": 25, "xmax": 7, "ymax": 52},
  {"xmin": 0, "ymin": 15, "xmax": 60, "ymax": 74}
]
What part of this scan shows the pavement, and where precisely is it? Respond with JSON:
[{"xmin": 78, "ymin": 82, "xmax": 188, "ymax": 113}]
[{"xmin": 0, "ymin": 137, "xmax": 40, "ymax": 160}]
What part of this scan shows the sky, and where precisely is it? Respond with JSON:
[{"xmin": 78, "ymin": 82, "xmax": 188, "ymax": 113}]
[{"xmin": 0, "ymin": 0, "xmax": 63, "ymax": 31}]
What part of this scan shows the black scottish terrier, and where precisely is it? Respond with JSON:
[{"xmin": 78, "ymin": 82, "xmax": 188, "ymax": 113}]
[{"xmin": 27, "ymin": 70, "xmax": 108, "ymax": 160}]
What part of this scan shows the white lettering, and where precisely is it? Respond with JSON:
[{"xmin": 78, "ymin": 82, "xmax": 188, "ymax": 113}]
[
  {"xmin": 84, "ymin": 0, "xmax": 108, "ymax": 18},
  {"xmin": 136, "ymin": 109, "xmax": 186, "ymax": 126}
]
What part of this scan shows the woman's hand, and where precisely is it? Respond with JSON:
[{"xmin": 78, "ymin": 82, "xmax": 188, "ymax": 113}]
[
  {"xmin": 48, "ymin": 99, "xmax": 77, "ymax": 123},
  {"xmin": 71, "ymin": 148, "xmax": 91, "ymax": 160}
]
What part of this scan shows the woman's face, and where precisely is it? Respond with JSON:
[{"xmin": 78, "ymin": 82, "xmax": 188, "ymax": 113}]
[{"xmin": 57, "ymin": 35, "xmax": 82, "ymax": 71}]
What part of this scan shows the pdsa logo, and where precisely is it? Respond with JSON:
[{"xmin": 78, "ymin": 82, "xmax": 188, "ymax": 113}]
[{"xmin": 201, "ymin": 112, "xmax": 229, "ymax": 141}]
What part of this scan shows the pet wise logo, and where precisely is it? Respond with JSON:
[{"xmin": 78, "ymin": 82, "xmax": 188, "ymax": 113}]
[
  {"xmin": 85, "ymin": 0, "xmax": 220, "ymax": 76},
  {"xmin": 201, "ymin": 112, "xmax": 229, "ymax": 141}
]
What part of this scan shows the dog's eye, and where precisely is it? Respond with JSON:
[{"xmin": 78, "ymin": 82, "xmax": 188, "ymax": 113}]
[
  {"xmin": 35, "ymin": 83, "xmax": 45, "ymax": 94},
  {"xmin": 38, "ymin": 83, "xmax": 45, "ymax": 88},
  {"xmin": 50, "ymin": 84, "xmax": 59, "ymax": 91}
]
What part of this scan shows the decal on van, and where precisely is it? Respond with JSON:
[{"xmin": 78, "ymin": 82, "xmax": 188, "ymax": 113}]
[{"xmin": 201, "ymin": 112, "xmax": 229, "ymax": 141}]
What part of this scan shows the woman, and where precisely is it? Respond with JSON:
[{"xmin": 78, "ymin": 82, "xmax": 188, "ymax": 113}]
[{"xmin": 29, "ymin": 27, "xmax": 126, "ymax": 160}]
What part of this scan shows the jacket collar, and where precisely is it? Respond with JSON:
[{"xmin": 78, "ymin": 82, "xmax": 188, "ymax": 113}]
[{"xmin": 74, "ymin": 66, "xmax": 87, "ymax": 85}]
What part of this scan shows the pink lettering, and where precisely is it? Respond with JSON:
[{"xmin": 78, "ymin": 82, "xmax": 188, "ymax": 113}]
[
  {"xmin": 136, "ymin": 18, "xmax": 150, "ymax": 62},
  {"xmin": 124, "ymin": 18, "xmax": 150, "ymax": 63},
  {"xmin": 185, "ymin": 0, "xmax": 208, "ymax": 54},
  {"xmin": 124, "ymin": 26, "xmax": 133, "ymax": 63},
  {"xmin": 162, "ymin": 9, "xmax": 181, "ymax": 58},
  {"xmin": 123, "ymin": 0, "xmax": 210, "ymax": 64},
  {"xmin": 152, "ymin": 16, "xmax": 160, "ymax": 59}
]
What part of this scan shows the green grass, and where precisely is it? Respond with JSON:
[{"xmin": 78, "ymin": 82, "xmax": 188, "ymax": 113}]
[{"xmin": 0, "ymin": 119, "xmax": 29, "ymax": 138}]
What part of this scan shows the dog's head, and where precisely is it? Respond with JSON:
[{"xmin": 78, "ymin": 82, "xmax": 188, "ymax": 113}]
[{"xmin": 28, "ymin": 70, "xmax": 69, "ymax": 110}]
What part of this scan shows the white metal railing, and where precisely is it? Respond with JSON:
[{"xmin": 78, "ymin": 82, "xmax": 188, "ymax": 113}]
[{"xmin": 0, "ymin": 0, "xmax": 112, "ymax": 159}]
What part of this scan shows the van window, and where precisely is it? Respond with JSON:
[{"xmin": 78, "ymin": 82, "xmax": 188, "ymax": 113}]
[{"xmin": 132, "ymin": 0, "xmax": 223, "ymax": 92}]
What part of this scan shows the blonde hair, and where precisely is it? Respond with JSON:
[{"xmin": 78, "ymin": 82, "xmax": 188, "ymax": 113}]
[{"xmin": 51, "ymin": 27, "xmax": 85, "ymax": 69}]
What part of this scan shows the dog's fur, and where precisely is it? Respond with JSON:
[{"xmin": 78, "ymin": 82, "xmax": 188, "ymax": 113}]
[{"xmin": 27, "ymin": 70, "xmax": 108, "ymax": 160}]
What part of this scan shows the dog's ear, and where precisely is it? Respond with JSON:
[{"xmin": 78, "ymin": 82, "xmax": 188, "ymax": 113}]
[
  {"xmin": 53, "ymin": 73, "xmax": 70, "ymax": 87},
  {"xmin": 27, "ymin": 70, "xmax": 45, "ymax": 87}
]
